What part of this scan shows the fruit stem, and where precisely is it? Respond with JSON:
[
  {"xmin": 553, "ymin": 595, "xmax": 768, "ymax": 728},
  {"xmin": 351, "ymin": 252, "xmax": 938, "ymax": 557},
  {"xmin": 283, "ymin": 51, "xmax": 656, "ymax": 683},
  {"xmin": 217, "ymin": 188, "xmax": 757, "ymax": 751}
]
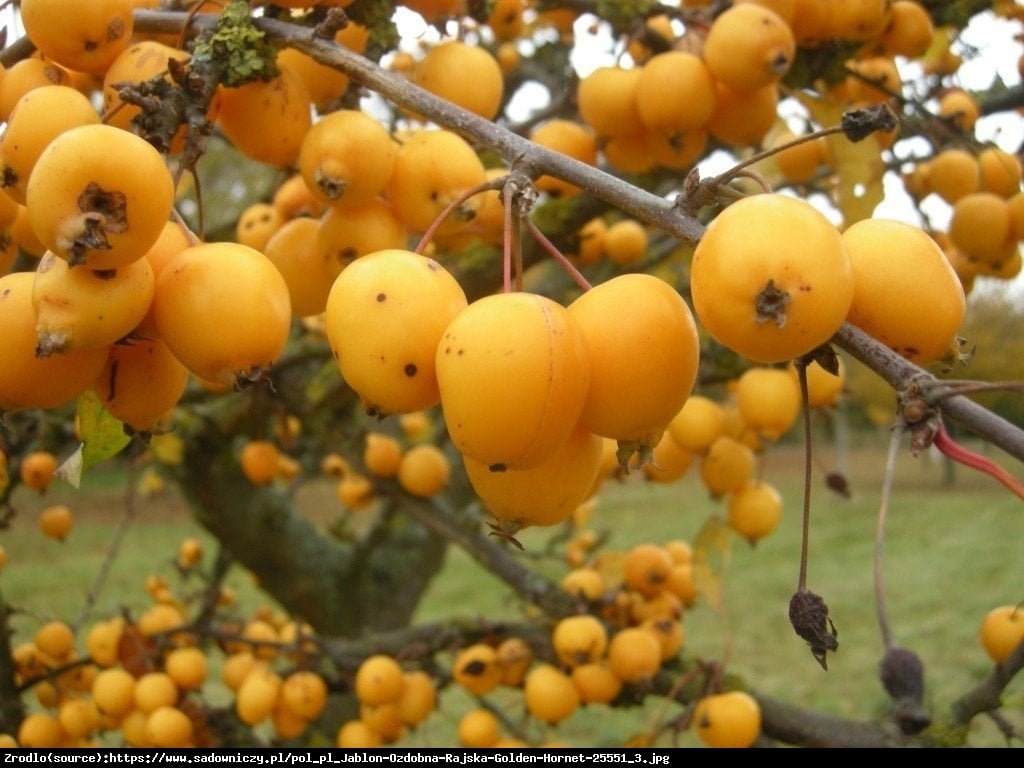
[
  {"xmin": 795, "ymin": 360, "xmax": 813, "ymax": 592},
  {"xmin": 524, "ymin": 218, "xmax": 592, "ymax": 292},
  {"xmin": 503, "ymin": 174, "xmax": 515, "ymax": 293},
  {"xmin": 932, "ymin": 420, "xmax": 1024, "ymax": 501},
  {"xmin": 414, "ymin": 175, "xmax": 503, "ymax": 256}
]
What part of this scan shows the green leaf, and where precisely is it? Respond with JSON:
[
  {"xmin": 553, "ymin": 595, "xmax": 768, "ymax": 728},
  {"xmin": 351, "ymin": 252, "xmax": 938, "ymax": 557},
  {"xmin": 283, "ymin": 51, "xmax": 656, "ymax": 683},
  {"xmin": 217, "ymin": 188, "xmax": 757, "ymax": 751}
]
[{"xmin": 62, "ymin": 391, "xmax": 133, "ymax": 485}]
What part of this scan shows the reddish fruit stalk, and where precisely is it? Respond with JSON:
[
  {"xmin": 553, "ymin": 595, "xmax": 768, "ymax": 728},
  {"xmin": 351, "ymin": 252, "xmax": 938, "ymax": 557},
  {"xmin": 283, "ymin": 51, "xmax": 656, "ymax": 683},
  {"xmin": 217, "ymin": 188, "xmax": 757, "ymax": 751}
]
[{"xmin": 932, "ymin": 421, "xmax": 1024, "ymax": 501}]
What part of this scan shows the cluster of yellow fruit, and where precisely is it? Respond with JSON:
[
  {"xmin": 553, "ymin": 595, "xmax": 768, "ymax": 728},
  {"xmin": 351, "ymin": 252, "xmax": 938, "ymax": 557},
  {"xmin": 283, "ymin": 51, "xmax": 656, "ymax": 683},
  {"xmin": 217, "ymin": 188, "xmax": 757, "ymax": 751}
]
[
  {"xmin": 692, "ymin": 192, "xmax": 967, "ymax": 369},
  {"xmin": 10, "ymin": 615, "xmax": 209, "ymax": 748},
  {"xmin": 0, "ymin": 3, "xmax": 493, "ymax": 426},
  {"xmin": 5, "ymin": 585, "xmax": 335, "ymax": 749},
  {"xmin": 562, "ymin": 357, "xmax": 842, "ymax": 555},
  {"xmin": 319, "ymin": 244, "xmax": 701, "ymax": 536},
  {"xmin": 1, "ymin": 449, "xmax": 76, "ymax": 542},
  {"xmin": 564, "ymin": 0, "xmax": 937, "ymax": 175},
  {"xmin": 321, "ymin": 418, "xmax": 453, "ymax": 509},
  {"xmin": 558, "ymin": 539, "xmax": 765, "ymax": 747},
  {"xmin": 336, "ymin": 654, "xmax": 439, "ymax": 747},
  {"xmin": 0, "ymin": 57, "xmax": 298, "ymax": 420},
  {"xmin": 905, "ymin": 145, "xmax": 1024, "ymax": 290}
]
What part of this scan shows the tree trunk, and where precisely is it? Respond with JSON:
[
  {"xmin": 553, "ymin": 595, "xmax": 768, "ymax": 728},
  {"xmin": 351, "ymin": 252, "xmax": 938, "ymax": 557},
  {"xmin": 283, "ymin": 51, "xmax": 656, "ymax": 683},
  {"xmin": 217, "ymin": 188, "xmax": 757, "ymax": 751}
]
[{"xmin": 175, "ymin": 430, "xmax": 448, "ymax": 638}]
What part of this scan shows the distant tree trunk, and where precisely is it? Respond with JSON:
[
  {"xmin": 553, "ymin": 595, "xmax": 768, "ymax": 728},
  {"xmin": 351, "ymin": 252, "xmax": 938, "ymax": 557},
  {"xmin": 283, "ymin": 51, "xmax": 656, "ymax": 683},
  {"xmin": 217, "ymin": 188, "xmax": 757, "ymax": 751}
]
[
  {"xmin": 0, "ymin": 592, "xmax": 25, "ymax": 737},
  {"xmin": 173, "ymin": 426, "xmax": 448, "ymax": 638}
]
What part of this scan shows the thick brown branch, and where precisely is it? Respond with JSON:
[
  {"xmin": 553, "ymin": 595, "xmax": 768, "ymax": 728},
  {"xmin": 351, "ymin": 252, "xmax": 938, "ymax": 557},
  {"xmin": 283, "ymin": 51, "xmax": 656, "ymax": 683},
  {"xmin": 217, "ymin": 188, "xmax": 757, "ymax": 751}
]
[
  {"xmin": 950, "ymin": 635, "xmax": 1024, "ymax": 727},
  {"xmin": 834, "ymin": 324, "xmax": 1024, "ymax": 462},
  {"xmin": 132, "ymin": 9, "xmax": 707, "ymax": 248},
  {"xmin": 398, "ymin": 494, "xmax": 579, "ymax": 620}
]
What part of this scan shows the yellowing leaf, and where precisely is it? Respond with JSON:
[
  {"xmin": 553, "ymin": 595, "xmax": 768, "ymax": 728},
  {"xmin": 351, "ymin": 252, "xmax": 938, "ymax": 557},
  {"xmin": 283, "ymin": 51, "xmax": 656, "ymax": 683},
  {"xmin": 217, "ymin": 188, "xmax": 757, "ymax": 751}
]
[
  {"xmin": 799, "ymin": 93, "xmax": 886, "ymax": 227},
  {"xmin": 692, "ymin": 513, "xmax": 734, "ymax": 613},
  {"xmin": 148, "ymin": 432, "xmax": 185, "ymax": 467},
  {"xmin": 77, "ymin": 390, "xmax": 133, "ymax": 470}
]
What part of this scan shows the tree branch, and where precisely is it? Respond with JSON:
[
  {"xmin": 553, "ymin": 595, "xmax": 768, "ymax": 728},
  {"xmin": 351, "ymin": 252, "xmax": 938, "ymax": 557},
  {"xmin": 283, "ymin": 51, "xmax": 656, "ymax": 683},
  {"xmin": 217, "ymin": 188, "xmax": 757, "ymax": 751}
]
[{"xmin": 834, "ymin": 324, "xmax": 1024, "ymax": 462}]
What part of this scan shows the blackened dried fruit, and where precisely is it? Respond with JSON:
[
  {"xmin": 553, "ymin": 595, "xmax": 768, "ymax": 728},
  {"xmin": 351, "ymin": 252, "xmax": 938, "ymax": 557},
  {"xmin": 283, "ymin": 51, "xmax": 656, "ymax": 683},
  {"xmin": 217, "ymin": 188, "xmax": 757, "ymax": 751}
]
[
  {"xmin": 789, "ymin": 589, "xmax": 838, "ymax": 669},
  {"xmin": 841, "ymin": 104, "xmax": 898, "ymax": 142},
  {"xmin": 879, "ymin": 646, "xmax": 931, "ymax": 735}
]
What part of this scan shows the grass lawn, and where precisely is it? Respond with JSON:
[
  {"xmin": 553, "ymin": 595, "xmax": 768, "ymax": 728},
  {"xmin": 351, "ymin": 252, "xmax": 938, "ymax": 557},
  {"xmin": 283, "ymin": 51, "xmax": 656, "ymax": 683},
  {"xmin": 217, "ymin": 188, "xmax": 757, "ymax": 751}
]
[{"xmin": 1, "ymin": 426, "xmax": 1022, "ymax": 747}]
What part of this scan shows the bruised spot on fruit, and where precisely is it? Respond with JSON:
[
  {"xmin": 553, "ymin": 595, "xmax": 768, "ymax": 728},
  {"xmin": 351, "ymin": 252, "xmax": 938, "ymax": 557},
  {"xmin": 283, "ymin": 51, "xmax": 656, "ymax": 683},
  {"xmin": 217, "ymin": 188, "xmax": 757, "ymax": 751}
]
[
  {"xmin": 93, "ymin": 269, "xmax": 117, "ymax": 282},
  {"xmin": 489, "ymin": 463, "xmax": 507, "ymax": 472},
  {"xmin": 755, "ymin": 279, "xmax": 791, "ymax": 327},
  {"xmin": 404, "ymin": 363, "xmax": 417, "ymax": 377},
  {"xmin": 1, "ymin": 166, "xmax": 17, "ymax": 189},
  {"xmin": 107, "ymin": 18, "xmax": 128, "ymax": 44},
  {"xmin": 376, "ymin": 293, "xmax": 386, "ymax": 302}
]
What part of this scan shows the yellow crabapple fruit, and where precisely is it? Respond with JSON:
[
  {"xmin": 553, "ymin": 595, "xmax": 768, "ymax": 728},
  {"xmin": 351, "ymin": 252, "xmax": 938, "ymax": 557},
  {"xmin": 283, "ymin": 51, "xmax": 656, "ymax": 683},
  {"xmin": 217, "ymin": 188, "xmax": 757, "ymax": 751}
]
[
  {"xmin": 842, "ymin": 218, "xmax": 966, "ymax": 365},
  {"xmin": 978, "ymin": 605, "xmax": 1024, "ymax": 664},
  {"xmin": 412, "ymin": 41, "xmax": 504, "ymax": 121},
  {"xmin": 91, "ymin": 335, "xmax": 190, "ymax": 435},
  {"xmin": 21, "ymin": 0, "xmax": 134, "ymax": 74},
  {"xmin": 703, "ymin": 4, "xmax": 796, "ymax": 92},
  {"xmin": 568, "ymin": 273, "xmax": 699, "ymax": 463},
  {"xmin": 26, "ymin": 124, "xmax": 174, "ymax": 271},
  {"xmin": 463, "ymin": 420, "xmax": 603, "ymax": 533},
  {"xmin": 693, "ymin": 690, "xmax": 762, "ymax": 748},
  {"xmin": 385, "ymin": 129, "xmax": 486, "ymax": 236},
  {"xmin": 0, "ymin": 84, "xmax": 100, "ymax": 205},
  {"xmin": 436, "ymin": 292, "xmax": 590, "ymax": 471},
  {"xmin": 324, "ymin": 249, "xmax": 467, "ymax": 416},
  {"xmin": 298, "ymin": 109, "xmax": 398, "ymax": 208},
  {"xmin": 691, "ymin": 194, "xmax": 853, "ymax": 364},
  {"xmin": 152, "ymin": 242, "xmax": 292, "ymax": 388},
  {"xmin": 32, "ymin": 250, "xmax": 154, "ymax": 357},
  {"xmin": 216, "ymin": 64, "xmax": 312, "ymax": 168}
]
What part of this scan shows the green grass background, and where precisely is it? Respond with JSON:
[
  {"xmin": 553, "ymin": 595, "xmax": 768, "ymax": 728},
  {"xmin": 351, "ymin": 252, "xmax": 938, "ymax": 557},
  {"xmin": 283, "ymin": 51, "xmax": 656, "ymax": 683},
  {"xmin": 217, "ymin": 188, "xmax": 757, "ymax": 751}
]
[{"xmin": 2, "ymin": 427, "xmax": 1022, "ymax": 747}]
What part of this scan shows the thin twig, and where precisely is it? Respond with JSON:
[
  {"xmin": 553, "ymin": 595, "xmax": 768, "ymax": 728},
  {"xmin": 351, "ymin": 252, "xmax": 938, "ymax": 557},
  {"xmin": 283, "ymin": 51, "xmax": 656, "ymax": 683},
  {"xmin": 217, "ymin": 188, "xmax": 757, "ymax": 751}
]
[
  {"xmin": 875, "ymin": 418, "xmax": 905, "ymax": 651},
  {"xmin": 74, "ymin": 451, "xmax": 141, "ymax": 629}
]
